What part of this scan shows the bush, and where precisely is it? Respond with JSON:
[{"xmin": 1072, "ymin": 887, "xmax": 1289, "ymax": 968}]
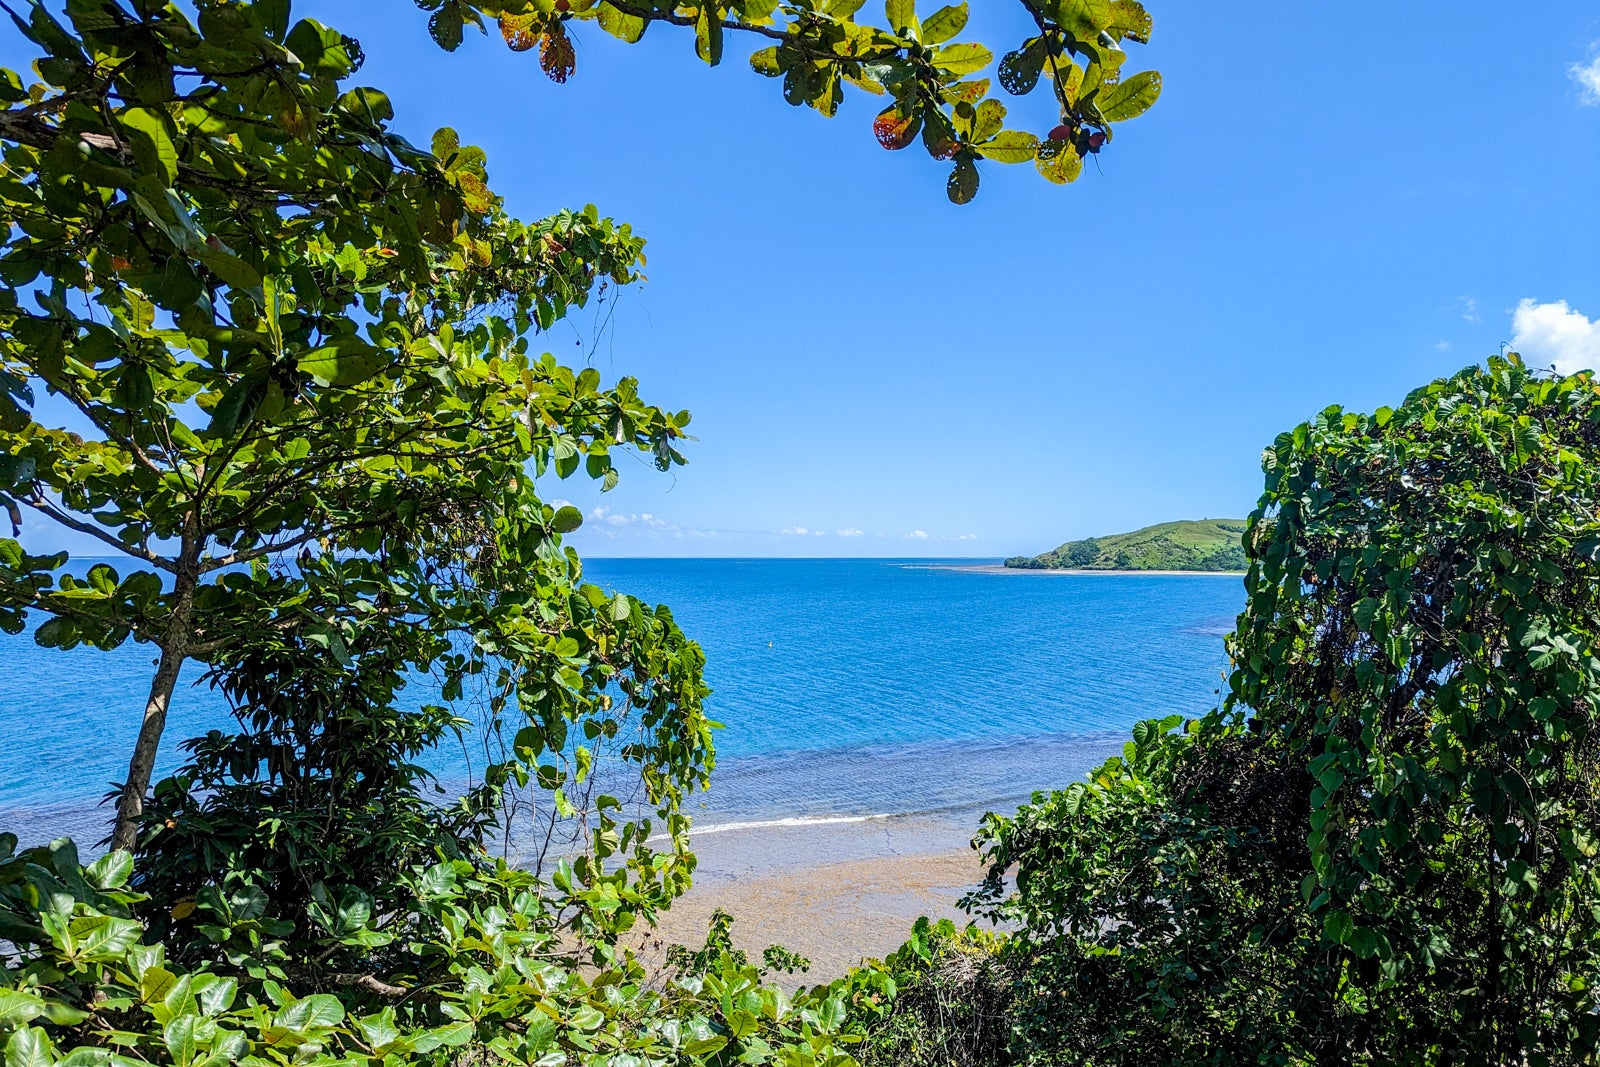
[
  {"xmin": 960, "ymin": 359, "xmax": 1600, "ymax": 1065},
  {"xmin": 0, "ymin": 834, "xmax": 859, "ymax": 1067},
  {"xmin": 840, "ymin": 919, "xmax": 1014, "ymax": 1067}
]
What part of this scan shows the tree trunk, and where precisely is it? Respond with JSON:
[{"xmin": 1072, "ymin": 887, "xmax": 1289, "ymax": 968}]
[{"xmin": 110, "ymin": 571, "xmax": 194, "ymax": 852}]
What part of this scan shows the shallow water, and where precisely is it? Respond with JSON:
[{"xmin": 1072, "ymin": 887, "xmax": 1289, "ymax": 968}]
[{"xmin": 0, "ymin": 558, "xmax": 1243, "ymax": 845}]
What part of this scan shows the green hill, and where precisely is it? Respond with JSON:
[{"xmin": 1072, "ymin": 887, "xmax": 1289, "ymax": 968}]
[{"xmin": 1004, "ymin": 518, "xmax": 1249, "ymax": 572}]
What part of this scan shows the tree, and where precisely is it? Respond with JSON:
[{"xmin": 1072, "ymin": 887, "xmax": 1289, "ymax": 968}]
[{"xmin": 0, "ymin": 0, "xmax": 704, "ymax": 858}]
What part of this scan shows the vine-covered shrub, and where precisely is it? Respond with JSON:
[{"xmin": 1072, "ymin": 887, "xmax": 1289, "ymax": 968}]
[
  {"xmin": 842, "ymin": 919, "xmax": 1013, "ymax": 1067},
  {"xmin": 0, "ymin": 835, "xmax": 858, "ymax": 1067},
  {"xmin": 963, "ymin": 359, "xmax": 1600, "ymax": 1065}
]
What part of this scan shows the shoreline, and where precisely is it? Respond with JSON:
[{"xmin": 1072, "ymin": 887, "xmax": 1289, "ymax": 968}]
[
  {"xmin": 918, "ymin": 562, "xmax": 1247, "ymax": 577},
  {"xmin": 634, "ymin": 816, "xmax": 994, "ymax": 983}
]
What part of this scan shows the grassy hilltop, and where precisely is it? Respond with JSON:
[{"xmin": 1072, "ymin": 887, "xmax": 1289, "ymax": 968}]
[{"xmin": 1004, "ymin": 518, "xmax": 1248, "ymax": 571}]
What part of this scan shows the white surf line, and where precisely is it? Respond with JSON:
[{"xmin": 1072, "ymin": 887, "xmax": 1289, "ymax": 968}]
[{"xmin": 645, "ymin": 813, "xmax": 892, "ymax": 843}]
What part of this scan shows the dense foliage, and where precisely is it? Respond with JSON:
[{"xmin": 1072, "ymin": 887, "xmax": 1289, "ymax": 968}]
[
  {"xmin": 1005, "ymin": 518, "xmax": 1249, "ymax": 571},
  {"xmin": 0, "ymin": 835, "xmax": 860, "ymax": 1067},
  {"xmin": 964, "ymin": 358, "xmax": 1600, "ymax": 1066}
]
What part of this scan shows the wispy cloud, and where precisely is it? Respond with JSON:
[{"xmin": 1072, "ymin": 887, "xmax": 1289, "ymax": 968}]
[
  {"xmin": 1511, "ymin": 298, "xmax": 1600, "ymax": 374},
  {"xmin": 836, "ymin": 528, "xmax": 864, "ymax": 537},
  {"xmin": 905, "ymin": 530, "xmax": 929, "ymax": 540},
  {"xmin": 1459, "ymin": 296, "xmax": 1480, "ymax": 324},
  {"xmin": 1435, "ymin": 340, "xmax": 1451, "ymax": 352},
  {"xmin": 957, "ymin": 533, "xmax": 980, "ymax": 541},
  {"xmin": 1571, "ymin": 46, "xmax": 1600, "ymax": 105}
]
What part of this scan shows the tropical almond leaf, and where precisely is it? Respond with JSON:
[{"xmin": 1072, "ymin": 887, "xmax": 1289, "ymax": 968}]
[
  {"xmin": 1098, "ymin": 69, "xmax": 1161, "ymax": 121},
  {"xmin": 932, "ymin": 41, "xmax": 991, "ymax": 76},
  {"xmin": 977, "ymin": 130, "xmax": 1039, "ymax": 163},
  {"xmin": 920, "ymin": 2, "xmax": 967, "ymax": 44},
  {"xmin": 946, "ymin": 156, "xmax": 979, "ymax": 204},
  {"xmin": 1035, "ymin": 139, "xmax": 1083, "ymax": 183},
  {"xmin": 596, "ymin": 1, "xmax": 646, "ymax": 43},
  {"xmin": 298, "ymin": 340, "xmax": 387, "ymax": 386}
]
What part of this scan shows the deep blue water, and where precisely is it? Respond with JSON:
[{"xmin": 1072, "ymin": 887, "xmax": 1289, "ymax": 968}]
[{"xmin": 0, "ymin": 559, "xmax": 1243, "ymax": 844}]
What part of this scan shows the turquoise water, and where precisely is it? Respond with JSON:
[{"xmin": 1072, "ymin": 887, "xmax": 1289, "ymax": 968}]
[{"xmin": 0, "ymin": 559, "xmax": 1243, "ymax": 843}]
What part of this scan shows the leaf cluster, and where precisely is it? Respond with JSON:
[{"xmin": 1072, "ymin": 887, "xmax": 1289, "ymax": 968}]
[{"xmin": 419, "ymin": 0, "xmax": 1162, "ymax": 203}]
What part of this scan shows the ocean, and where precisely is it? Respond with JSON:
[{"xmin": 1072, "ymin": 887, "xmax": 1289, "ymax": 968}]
[{"xmin": 0, "ymin": 558, "xmax": 1243, "ymax": 848}]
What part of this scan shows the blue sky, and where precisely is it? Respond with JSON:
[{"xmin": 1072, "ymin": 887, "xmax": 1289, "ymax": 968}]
[{"xmin": 9, "ymin": 2, "xmax": 1600, "ymax": 558}]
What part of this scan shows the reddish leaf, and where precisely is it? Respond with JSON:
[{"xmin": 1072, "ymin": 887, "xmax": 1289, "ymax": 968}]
[
  {"xmin": 873, "ymin": 108, "xmax": 919, "ymax": 151},
  {"xmin": 540, "ymin": 23, "xmax": 577, "ymax": 82},
  {"xmin": 500, "ymin": 13, "xmax": 539, "ymax": 52}
]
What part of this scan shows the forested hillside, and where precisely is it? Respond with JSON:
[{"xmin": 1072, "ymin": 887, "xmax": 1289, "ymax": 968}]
[{"xmin": 1005, "ymin": 519, "xmax": 1248, "ymax": 571}]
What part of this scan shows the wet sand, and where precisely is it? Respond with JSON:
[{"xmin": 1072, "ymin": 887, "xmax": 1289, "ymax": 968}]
[{"xmin": 634, "ymin": 815, "xmax": 997, "ymax": 981}]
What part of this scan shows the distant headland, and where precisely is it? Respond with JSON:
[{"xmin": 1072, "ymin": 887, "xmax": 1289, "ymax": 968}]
[{"xmin": 1004, "ymin": 518, "xmax": 1249, "ymax": 572}]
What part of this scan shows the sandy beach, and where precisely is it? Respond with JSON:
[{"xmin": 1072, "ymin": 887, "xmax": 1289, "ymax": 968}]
[{"xmin": 633, "ymin": 814, "xmax": 997, "ymax": 981}]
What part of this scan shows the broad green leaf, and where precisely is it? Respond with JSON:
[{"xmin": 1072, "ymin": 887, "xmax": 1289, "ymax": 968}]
[
  {"xmin": 976, "ymin": 130, "xmax": 1038, "ymax": 163},
  {"xmin": 933, "ymin": 42, "xmax": 991, "ymax": 76},
  {"xmin": 297, "ymin": 340, "xmax": 387, "ymax": 386},
  {"xmin": 946, "ymin": 156, "xmax": 978, "ymax": 204},
  {"xmin": 885, "ymin": 0, "xmax": 917, "ymax": 38},
  {"xmin": 920, "ymin": 2, "xmax": 967, "ymax": 44},
  {"xmin": 596, "ymin": 2, "xmax": 646, "ymax": 43},
  {"xmin": 164, "ymin": 1015, "xmax": 198, "ymax": 1067},
  {"xmin": 119, "ymin": 107, "xmax": 178, "ymax": 186},
  {"xmin": 67, "ymin": 914, "xmax": 143, "ymax": 961},
  {"xmin": 0, "ymin": 992, "xmax": 44, "ymax": 1029},
  {"xmin": 1098, "ymin": 69, "xmax": 1161, "ymax": 121},
  {"xmin": 749, "ymin": 45, "xmax": 780, "ymax": 76},
  {"xmin": 552, "ymin": 505, "xmax": 584, "ymax": 533},
  {"xmin": 5, "ymin": 1028, "xmax": 52, "ymax": 1067},
  {"xmin": 1035, "ymin": 139, "xmax": 1082, "ymax": 183},
  {"xmin": 276, "ymin": 993, "xmax": 344, "ymax": 1031},
  {"xmin": 84, "ymin": 849, "xmax": 133, "ymax": 890},
  {"xmin": 694, "ymin": 3, "xmax": 723, "ymax": 65}
]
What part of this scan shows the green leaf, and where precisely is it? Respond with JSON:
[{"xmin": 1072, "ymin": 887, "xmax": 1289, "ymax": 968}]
[
  {"xmin": 920, "ymin": 2, "xmax": 967, "ymax": 44},
  {"xmin": 297, "ymin": 339, "xmax": 387, "ymax": 386},
  {"xmin": 277, "ymin": 994, "xmax": 344, "ymax": 1031},
  {"xmin": 5, "ymin": 1028, "xmax": 52, "ymax": 1067},
  {"xmin": 84, "ymin": 849, "xmax": 133, "ymax": 890},
  {"xmin": 0, "ymin": 992, "xmax": 45, "ymax": 1029},
  {"xmin": 1035, "ymin": 139, "xmax": 1082, "ymax": 183},
  {"xmin": 68, "ymin": 915, "xmax": 143, "ymax": 961},
  {"xmin": 164, "ymin": 1015, "xmax": 198, "ymax": 1067},
  {"xmin": 119, "ymin": 107, "xmax": 178, "ymax": 186},
  {"xmin": 885, "ymin": 0, "xmax": 917, "ymax": 38},
  {"xmin": 976, "ymin": 130, "xmax": 1038, "ymax": 163},
  {"xmin": 1098, "ymin": 69, "xmax": 1161, "ymax": 121},
  {"xmin": 946, "ymin": 156, "xmax": 979, "ymax": 204},
  {"xmin": 749, "ymin": 45, "xmax": 780, "ymax": 76},
  {"xmin": 932, "ymin": 42, "xmax": 991, "ymax": 76},
  {"xmin": 552, "ymin": 505, "xmax": 584, "ymax": 533},
  {"xmin": 694, "ymin": 3, "xmax": 723, "ymax": 65},
  {"xmin": 597, "ymin": 2, "xmax": 647, "ymax": 43},
  {"xmin": 208, "ymin": 374, "xmax": 267, "ymax": 437}
]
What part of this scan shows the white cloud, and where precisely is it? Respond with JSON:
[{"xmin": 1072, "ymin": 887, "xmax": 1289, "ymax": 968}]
[
  {"xmin": 1460, "ymin": 296, "xmax": 1480, "ymax": 324},
  {"xmin": 1511, "ymin": 298, "xmax": 1600, "ymax": 374},
  {"xmin": 836, "ymin": 528, "xmax": 864, "ymax": 537},
  {"xmin": 1571, "ymin": 49, "xmax": 1600, "ymax": 105},
  {"xmin": 905, "ymin": 530, "xmax": 929, "ymax": 540},
  {"xmin": 779, "ymin": 526, "xmax": 810, "ymax": 536},
  {"xmin": 957, "ymin": 534, "xmax": 980, "ymax": 541},
  {"xmin": 1435, "ymin": 340, "xmax": 1451, "ymax": 352}
]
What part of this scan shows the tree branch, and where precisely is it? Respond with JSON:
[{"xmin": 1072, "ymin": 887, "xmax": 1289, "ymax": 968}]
[{"xmin": 20, "ymin": 493, "xmax": 175, "ymax": 571}]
